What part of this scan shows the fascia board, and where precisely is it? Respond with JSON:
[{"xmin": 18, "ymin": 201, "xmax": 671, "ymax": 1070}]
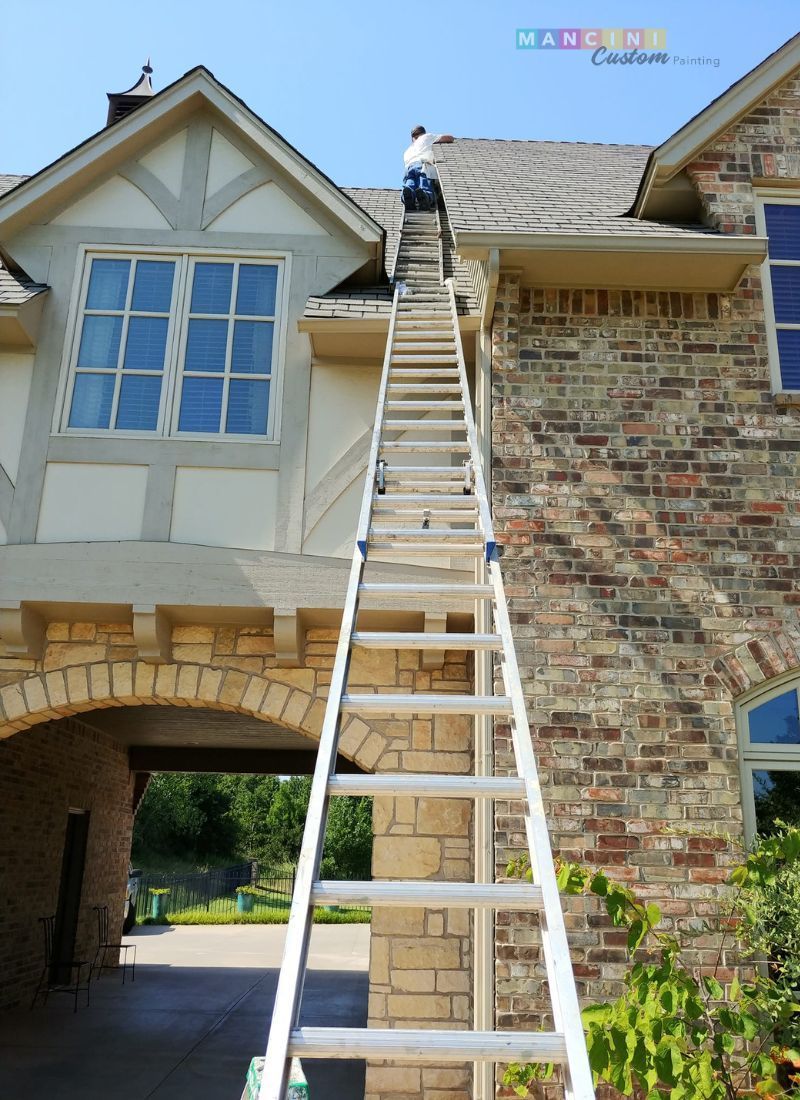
[
  {"xmin": 0, "ymin": 70, "xmax": 384, "ymax": 248},
  {"xmin": 454, "ymin": 229, "xmax": 768, "ymax": 259}
]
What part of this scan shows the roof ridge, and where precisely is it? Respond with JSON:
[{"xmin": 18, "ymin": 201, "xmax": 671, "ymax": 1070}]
[{"xmin": 442, "ymin": 138, "xmax": 654, "ymax": 149}]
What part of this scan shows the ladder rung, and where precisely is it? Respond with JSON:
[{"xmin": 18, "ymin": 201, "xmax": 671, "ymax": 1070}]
[
  {"xmin": 391, "ymin": 354, "xmax": 458, "ymax": 363},
  {"xmin": 369, "ymin": 528, "xmax": 480, "ymax": 541},
  {"xmin": 288, "ymin": 1028, "xmax": 568, "ymax": 1064},
  {"xmin": 371, "ymin": 494, "xmax": 475, "ymax": 505},
  {"xmin": 392, "ymin": 340, "xmax": 455, "ymax": 348},
  {"xmin": 397, "ymin": 310, "xmax": 449, "ymax": 318},
  {"xmin": 380, "ymin": 442, "xmax": 470, "ymax": 453},
  {"xmin": 383, "ymin": 420, "xmax": 464, "ymax": 430},
  {"xmin": 377, "ymin": 488, "xmax": 473, "ymax": 497},
  {"xmin": 385, "ymin": 401, "xmax": 464, "ymax": 410},
  {"xmin": 328, "ymin": 774, "xmax": 523, "ymax": 797},
  {"xmin": 358, "ymin": 582, "xmax": 493, "ymax": 599},
  {"xmin": 368, "ymin": 543, "xmax": 484, "ymax": 555},
  {"xmin": 341, "ymin": 693, "xmax": 512, "ymax": 715},
  {"xmin": 388, "ymin": 370, "xmax": 460, "ymax": 379},
  {"xmin": 311, "ymin": 881, "xmax": 543, "ymax": 910},
  {"xmin": 380, "ymin": 471, "xmax": 469, "ymax": 481},
  {"xmin": 378, "ymin": 487, "xmax": 472, "ymax": 496},
  {"xmin": 371, "ymin": 510, "xmax": 477, "ymax": 522},
  {"xmin": 351, "ymin": 632, "xmax": 502, "ymax": 650},
  {"xmin": 387, "ymin": 383, "xmax": 461, "ymax": 393}
]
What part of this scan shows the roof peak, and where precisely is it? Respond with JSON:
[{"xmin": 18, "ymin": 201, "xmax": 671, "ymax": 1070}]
[{"xmin": 106, "ymin": 60, "xmax": 155, "ymax": 126}]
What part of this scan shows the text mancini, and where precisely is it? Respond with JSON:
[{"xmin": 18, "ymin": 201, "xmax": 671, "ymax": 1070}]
[{"xmin": 515, "ymin": 28, "xmax": 667, "ymax": 51}]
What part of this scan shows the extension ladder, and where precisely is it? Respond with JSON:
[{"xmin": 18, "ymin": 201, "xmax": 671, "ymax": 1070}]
[{"xmin": 259, "ymin": 210, "xmax": 594, "ymax": 1100}]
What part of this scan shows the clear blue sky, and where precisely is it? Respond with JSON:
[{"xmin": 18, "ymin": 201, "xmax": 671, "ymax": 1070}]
[{"xmin": 2, "ymin": 1, "xmax": 797, "ymax": 188}]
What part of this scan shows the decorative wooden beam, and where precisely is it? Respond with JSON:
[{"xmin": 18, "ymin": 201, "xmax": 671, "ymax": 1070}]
[
  {"xmin": 274, "ymin": 608, "xmax": 305, "ymax": 668},
  {"xmin": 128, "ymin": 747, "xmax": 362, "ymax": 775},
  {"xmin": 0, "ymin": 600, "xmax": 46, "ymax": 660},
  {"xmin": 132, "ymin": 604, "xmax": 172, "ymax": 664},
  {"xmin": 422, "ymin": 612, "xmax": 448, "ymax": 671}
]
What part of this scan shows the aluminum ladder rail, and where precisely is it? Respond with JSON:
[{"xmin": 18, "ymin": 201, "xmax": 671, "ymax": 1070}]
[{"xmin": 259, "ymin": 211, "xmax": 594, "ymax": 1100}]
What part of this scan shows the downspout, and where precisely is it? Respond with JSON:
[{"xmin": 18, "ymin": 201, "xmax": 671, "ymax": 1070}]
[{"xmin": 474, "ymin": 247, "xmax": 500, "ymax": 1100}]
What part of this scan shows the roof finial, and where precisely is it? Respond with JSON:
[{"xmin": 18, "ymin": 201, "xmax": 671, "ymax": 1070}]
[{"xmin": 106, "ymin": 60, "xmax": 156, "ymax": 125}]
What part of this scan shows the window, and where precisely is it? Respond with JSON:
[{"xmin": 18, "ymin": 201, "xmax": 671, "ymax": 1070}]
[
  {"xmin": 757, "ymin": 198, "xmax": 800, "ymax": 392},
  {"xmin": 61, "ymin": 252, "xmax": 284, "ymax": 439},
  {"xmin": 738, "ymin": 680, "xmax": 800, "ymax": 839}
]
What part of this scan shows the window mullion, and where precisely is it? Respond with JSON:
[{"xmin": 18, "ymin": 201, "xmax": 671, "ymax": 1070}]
[{"xmin": 166, "ymin": 255, "xmax": 192, "ymax": 438}]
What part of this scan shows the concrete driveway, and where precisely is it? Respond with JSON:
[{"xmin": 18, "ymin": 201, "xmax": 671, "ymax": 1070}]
[{"xmin": 0, "ymin": 924, "xmax": 370, "ymax": 1099}]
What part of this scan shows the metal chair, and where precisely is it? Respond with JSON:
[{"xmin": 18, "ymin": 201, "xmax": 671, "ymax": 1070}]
[
  {"xmin": 30, "ymin": 916, "xmax": 91, "ymax": 1012},
  {"xmin": 91, "ymin": 905, "xmax": 136, "ymax": 983}
]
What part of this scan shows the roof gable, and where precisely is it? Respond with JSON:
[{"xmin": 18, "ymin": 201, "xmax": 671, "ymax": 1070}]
[
  {"xmin": 634, "ymin": 33, "xmax": 800, "ymax": 216},
  {"xmin": 0, "ymin": 67, "xmax": 384, "ymax": 252}
]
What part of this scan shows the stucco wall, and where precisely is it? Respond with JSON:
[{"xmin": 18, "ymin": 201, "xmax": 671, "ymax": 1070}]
[{"xmin": 0, "ymin": 109, "xmax": 376, "ymax": 557}]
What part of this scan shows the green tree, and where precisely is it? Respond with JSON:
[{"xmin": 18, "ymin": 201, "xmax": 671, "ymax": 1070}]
[
  {"xmin": 223, "ymin": 774, "xmax": 281, "ymax": 861},
  {"xmin": 133, "ymin": 773, "xmax": 238, "ymax": 864},
  {"xmin": 133, "ymin": 773, "xmax": 374, "ymax": 878},
  {"xmin": 322, "ymin": 796, "xmax": 373, "ymax": 879}
]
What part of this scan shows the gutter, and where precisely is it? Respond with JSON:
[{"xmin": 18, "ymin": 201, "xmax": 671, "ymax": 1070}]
[
  {"xmin": 454, "ymin": 228, "xmax": 768, "ymax": 258},
  {"xmin": 481, "ymin": 247, "xmax": 500, "ymax": 331}
]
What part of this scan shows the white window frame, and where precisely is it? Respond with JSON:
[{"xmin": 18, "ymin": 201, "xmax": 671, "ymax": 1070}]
[
  {"xmin": 55, "ymin": 245, "xmax": 290, "ymax": 444},
  {"xmin": 170, "ymin": 256, "xmax": 281, "ymax": 441},
  {"xmin": 735, "ymin": 672, "xmax": 800, "ymax": 841},
  {"xmin": 755, "ymin": 192, "xmax": 800, "ymax": 395}
]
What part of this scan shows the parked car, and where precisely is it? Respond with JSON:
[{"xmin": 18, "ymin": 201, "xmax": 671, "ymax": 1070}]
[{"xmin": 123, "ymin": 866, "xmax": 141, "ymax": 933}]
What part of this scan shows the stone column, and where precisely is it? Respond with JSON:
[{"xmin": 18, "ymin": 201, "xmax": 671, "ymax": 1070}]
[{"xmin": 362, "ymin": 648, "xmax": 475, "ymax": 1100}]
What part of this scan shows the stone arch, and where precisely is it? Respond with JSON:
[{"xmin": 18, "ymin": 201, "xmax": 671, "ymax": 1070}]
[
  {"xmin": 0, "ymin": 660, "xmax": 383, "ymax": 773},
  {"xmin": 713, "ymin": 624, "xmax": 800, "ymax": 698}
]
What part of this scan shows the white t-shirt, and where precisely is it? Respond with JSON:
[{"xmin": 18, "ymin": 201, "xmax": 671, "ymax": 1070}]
[{"xmin": 403, "ymin": 133, "xmax": 441, "ymax": 178}]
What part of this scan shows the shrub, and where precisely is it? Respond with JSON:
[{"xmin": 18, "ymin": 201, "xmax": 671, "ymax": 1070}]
[
  {"xmin": 148, "ymin": 887, "xmax": 171, "ymax": 896},
  {"xmin": 234, "ymin": 885, "xmax": 262, "ymax": 896},
  {"xmin": 504, "ymin": 827, "xmax": 800, "ymax": 1098}
]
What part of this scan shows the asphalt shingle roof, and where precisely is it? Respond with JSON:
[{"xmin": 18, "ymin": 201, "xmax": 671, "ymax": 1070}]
[
  {"xmin": 343, "ymin": 188, "xmax": 402, "ymax": 278},
  {"xmin": 0, "ymin": 267, "xmax": 48, "ymax": 306},
  {"xmin": 306, "ymin": 187, "xmax": 479, "ymax": 320},
  {"xmin": 0, "ymin": 174, "xmax": 26, "ymax": 197},
  {"xmin": 304, "ymin": 286, "xmax": 394, "ymax": 320},
  {"xmin": 434, "ymin": 139, "xmax": 716, "ymax": 238},
  {"xmin": 0, "ymin": 174, "xmax": 49, "ymax": 305}
]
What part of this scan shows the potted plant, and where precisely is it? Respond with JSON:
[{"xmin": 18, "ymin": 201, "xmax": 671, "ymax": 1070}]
[
  {"xmin": 149, "ymin": 887, "xmax": 170, "ymax": 919},
  {"xmin": 236, "ymin": 885, "xmax": 260, "ymax": 914}
]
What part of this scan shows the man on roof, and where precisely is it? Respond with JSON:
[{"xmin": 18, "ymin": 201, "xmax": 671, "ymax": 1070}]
[{"xmin": 402, "ymin": 126, "xmax": 454, "ymax": 212}]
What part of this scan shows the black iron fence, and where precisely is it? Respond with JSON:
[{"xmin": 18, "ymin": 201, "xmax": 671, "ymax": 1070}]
[
  {"xmin": 135, "ymin": 862, "xmax": 294, "ymax": 916},
  {"xmin": 132, "ymin": 862, "xmax": 369, "ymax": 920}
]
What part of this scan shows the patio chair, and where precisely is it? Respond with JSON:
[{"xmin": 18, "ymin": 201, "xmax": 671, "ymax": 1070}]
[
  {"xmin": 91, "ymin": 904, "xmax": 136, "ymax": 983},
  {"xmin": 30, "ymin": 915, "xmax": 91, "ymax": 1012}
]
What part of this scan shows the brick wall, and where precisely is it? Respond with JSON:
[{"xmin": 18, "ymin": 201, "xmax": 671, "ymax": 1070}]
[
  {"xmin": 0, "ymin": 715, "xmax": 133, "ymax": 1008},
  {"xmin": 489, "ymin": 218, "xmax": 800, "ymax": 1087},
  {"xmin": 490, "ymin": 79, "xmax": 800, "ymax": 1069}
]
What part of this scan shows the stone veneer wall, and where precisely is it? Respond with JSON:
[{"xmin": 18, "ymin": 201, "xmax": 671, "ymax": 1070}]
[{"xmin": 0, "ymin": 621, "xmax": 475, "ymax": 1100}]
